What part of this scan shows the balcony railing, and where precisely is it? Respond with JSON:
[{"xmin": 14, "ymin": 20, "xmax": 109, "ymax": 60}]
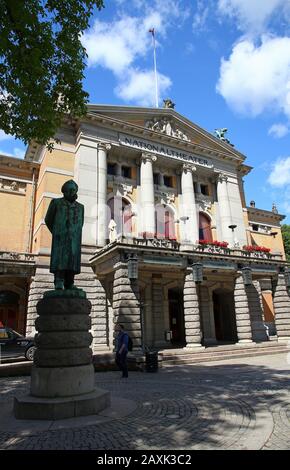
[
  {"xmin": 0, "ymin": 251, "xmax": 36, "ymax": 263},
  {"xmin": 111, "ymin": 236, "xmax": 283, "ymax": 261}
]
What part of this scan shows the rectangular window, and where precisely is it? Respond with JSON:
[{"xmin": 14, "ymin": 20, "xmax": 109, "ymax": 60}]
[
  {"xmin": 107, "ymin": 163, "xmax": 116, "ymax": 176},
  {"xmin": 164, "ymin": 176, "xmax": 173, "ymax": 188},
  {"xmin": 153, "ymin": 173, "xmax": 159, "ymax": 185},
  {"xmin": 252, "ymin": 224, "xmax": 259, "ymax": 231},
  {"xmin": 200, "ymin": 184, "xmax": 209, "ymax": 196},
  {"xmin": 121, "ymin": 166, "xmax": 131, "ymax": 179}
]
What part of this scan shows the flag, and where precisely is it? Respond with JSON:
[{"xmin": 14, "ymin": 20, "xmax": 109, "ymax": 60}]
[{"xmin": 149, "ymin": 28, "xmax": 155, "ymax": 36}]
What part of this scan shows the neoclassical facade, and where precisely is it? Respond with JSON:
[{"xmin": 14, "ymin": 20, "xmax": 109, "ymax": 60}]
[{"xmin": 1, "ymin": 104, "xmax": 290, "ymax": 353}]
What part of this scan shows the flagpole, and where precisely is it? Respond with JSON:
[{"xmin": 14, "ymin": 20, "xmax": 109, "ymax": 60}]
[{"xmin": 149, "ymin": 28, "xmax": 159, "ymax": 108}]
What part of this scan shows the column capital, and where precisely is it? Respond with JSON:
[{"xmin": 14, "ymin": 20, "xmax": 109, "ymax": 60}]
[
  {"xmin": 182, "ymin": 163, "xmax": 196, "ymax": 174},
  {"xmin": 141, "ymin": 152, "xmax": 157, "ymax": 164},
  {"xmin": 217, "ymin": 173, "xmax": 228, "ymax": 183},
  {"xmin": 98, "ymin": 142, "xmax": 112, "ymax": 152}
]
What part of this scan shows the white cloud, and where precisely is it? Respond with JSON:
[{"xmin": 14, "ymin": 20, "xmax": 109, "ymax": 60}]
[
  {"xmin": 268, "ymin": 123, "xmax": 289, "ymax": 138},
  {"xmin": 0, "ymin": 147, "xmax": 25, "ymax": 159},
  {"xmin": 192, "ymin": 0, "xmax": 210, "ymax": 32},
  {"xmin": 217, "ymin": 0, "xmax": 288, "ymax": 34},
  {"xmin": 82, "ymin": 1, "xmax": 186, "ymax": 105},
  {"xmin": 116, "ymin": 70, "xmax": 172, "ymax": 106},
  {"xmin": 216, "ymin": 36, "xmax": 290, "ymax": 119},
  {"xmin": 82, "ymin": 16, "xmax": 150, "ymax": 74},
  {"xmin": 268, "ymin": 157, "xmax": 290, "ymax": 187},
  {"xmin": 0, "ymin": 130, "xmax": 13, "ymax": 142}
]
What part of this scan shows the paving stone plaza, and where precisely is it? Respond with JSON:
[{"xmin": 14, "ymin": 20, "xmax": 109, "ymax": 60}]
[{"xmin": 1, "ymin": 352, "xmax": 290, "ymax": 450}]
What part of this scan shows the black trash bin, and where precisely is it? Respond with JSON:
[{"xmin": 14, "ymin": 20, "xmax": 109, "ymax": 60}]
[{"xmin": 145, "ymin": 351, "xmax": 158, "ymax": 372}]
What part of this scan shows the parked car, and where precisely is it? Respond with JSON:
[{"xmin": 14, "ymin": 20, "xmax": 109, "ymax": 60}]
[{"xmin": 0, "ymin": 327, "xmax": 36, "ymax": 361}]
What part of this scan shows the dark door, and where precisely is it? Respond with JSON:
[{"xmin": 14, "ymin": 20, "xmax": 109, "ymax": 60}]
[
  {"xmin": 168, "ymin": 288, "xmax": 185, "ymax": 345},
  {"xmin": 213, "ymin": 290, "xmax": 237, "ymax": 342}
]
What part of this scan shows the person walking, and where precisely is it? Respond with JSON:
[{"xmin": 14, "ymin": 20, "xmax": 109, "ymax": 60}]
[{"xmin": 115, "ymin": 323, "xmax": 129, "ymax": 378}]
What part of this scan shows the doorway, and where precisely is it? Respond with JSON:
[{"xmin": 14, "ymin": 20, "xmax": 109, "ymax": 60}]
[
  {"xmin": 0, "ymin": 291, "xmax": 19, "ymax": 330},
  {"xmin": 213, "ymin": 289, "xmax": 237, "ymax": 342},
  {"xmin": 168, "ymin": 288, "xmax": 185, "ymax": 346}
]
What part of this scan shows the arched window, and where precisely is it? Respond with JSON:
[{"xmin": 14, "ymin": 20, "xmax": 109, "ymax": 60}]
[
  {"xmin": 199, "ymin": 213, "xmax": 212, "ymax": 241},
  {"xmin": 107, "ymin": 197, "xmax": 132, "ymax": 239},
  {"xmin": 155, "ymin": 205, "xmax": 176, "ymax": 239}
]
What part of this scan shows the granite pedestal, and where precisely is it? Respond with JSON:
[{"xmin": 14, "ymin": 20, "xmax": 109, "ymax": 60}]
[{"xmin": 14, "ymin": 291, "xmax": 110, "ymax": 420}]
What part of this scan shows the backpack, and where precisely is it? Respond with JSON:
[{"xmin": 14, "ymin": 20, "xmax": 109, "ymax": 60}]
[{"xmin": 127, "ymin": 335, "xmax": 133, "ymax": 352}]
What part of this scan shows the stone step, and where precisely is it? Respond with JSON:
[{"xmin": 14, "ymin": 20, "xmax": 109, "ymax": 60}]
[
  {"xmin": 159, "ymin": 341, "xmax": 285, "ymax": 359},
  {"xmin": 161, "ymin": 346, "xmax": 288, "ymax": 366}
]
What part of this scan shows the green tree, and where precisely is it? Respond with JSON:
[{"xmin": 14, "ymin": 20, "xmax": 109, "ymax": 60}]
[
  {"xmin": 281, "ymin": 224, "xmax": 290, "ymax": 262},
  {"xmin": 0, "ymin": 0, "xmax": 104, "ymax": 148}
]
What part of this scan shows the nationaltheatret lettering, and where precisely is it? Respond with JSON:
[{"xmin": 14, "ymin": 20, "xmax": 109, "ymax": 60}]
[{"xmin": 119, "ymin": 133, "xmax": 213, "ymax": 168}]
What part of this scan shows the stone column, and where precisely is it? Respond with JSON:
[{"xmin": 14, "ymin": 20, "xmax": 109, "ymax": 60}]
[
  {"xmin": 216, "ymin": 174, "xmax": 234, "ymax": 245},
  {"xmin": 97, "ymin": 143, "xmax": 111, "ymax": 247},
  {"xmin": 140, "ymin": 153, "xmax": 156, "ymax": 236},
  {"xmin": 234, "ymin": 274, "xmax": 253, "ymax": 343},
  {"xmin": 112, "ymin": 262, "xmax": 142, "ymax": 350},
  {"xmin": 247, "ymin": 281, "xmax": 268, "ymax": 341},
  {"xmin": 181, "ymin": 164, "xmax": 198, "ymax": 244},
  {"xmin": 273, "ymin": 274, "xmax": 290, "ymax": 341},
  {"xmin": 183, "ymin": 268, "xmax": 204, "ymax": 349}
]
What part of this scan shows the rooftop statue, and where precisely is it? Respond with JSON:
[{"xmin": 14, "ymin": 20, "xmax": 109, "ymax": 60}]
[
  {"xmin": 45, "ymin": 179, "xmax": 84, "ymax": 291},
  {"xmin": 163, "ymin": 98, "xmax": 175, "ymax": 109},
  {"xmin": 214, "ymin": 128, "xmax": 234, "ymax": 146}
]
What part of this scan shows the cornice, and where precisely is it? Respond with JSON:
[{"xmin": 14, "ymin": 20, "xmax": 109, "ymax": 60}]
[{"xmin": 84, "ymin": 111, "xmax": 245, "ymax": 165}]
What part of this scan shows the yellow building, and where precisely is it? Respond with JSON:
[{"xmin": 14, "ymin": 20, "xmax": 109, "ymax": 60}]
[{"xmin": 0, "ymin": 104, "xmax": 289, "ymax": 354}]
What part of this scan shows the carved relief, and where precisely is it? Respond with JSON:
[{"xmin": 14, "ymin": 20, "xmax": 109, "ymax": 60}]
[
  {"xmin": 145, "ymin": 117, "xmax": 190, "ymax": 142},
  {"xmin": 0, "ymin": 178, "xmax": 26, "ymax": 194},
  {"xmin": 155, "ymin": 190, "xmax": 175, "ymax": 206}
]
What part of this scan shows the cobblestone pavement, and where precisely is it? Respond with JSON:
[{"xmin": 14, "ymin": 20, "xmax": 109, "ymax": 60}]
[{"xmin": 0, "ymin": 352, "xmax": 289, "ymax": 450}]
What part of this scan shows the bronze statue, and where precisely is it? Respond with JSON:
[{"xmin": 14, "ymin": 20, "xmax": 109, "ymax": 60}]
[
  {"xmin": 163, "ymin": 98, "xmax": 175, "ymax": 109},
  {"xmin": 45, "ymin": 180, "xmax": 84, "ymax": 290}
]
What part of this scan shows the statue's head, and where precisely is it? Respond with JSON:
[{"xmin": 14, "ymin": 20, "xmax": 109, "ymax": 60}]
[{"xmin": 62, "ymin": 180, "xmax": 78, "ymax": 202}]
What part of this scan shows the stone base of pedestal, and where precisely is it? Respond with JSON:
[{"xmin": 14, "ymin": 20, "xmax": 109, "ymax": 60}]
[{"xmin": 14, "ymin": 388, "xmax": 110, "ymax": 420}]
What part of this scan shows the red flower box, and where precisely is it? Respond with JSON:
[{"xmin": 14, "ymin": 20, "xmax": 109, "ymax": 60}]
[
  {"xmin": 243, "ymin": 245, "xmax": 271, "ymax": 253},
  {"xmin": 198, "ymin": 240, "xmax": 229, "ymax": 248}
]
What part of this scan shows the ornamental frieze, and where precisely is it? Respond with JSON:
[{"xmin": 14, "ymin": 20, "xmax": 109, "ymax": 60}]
[
  {"xmin": 0, "ymin": 178, "xmax": 26, "ymax": 194},
  {"xmin": 145, "ymin": 117, "xmax": 190, "ymax": 142}
]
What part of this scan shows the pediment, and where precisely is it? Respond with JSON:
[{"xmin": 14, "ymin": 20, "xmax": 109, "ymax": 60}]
[{"xmin": 87, "ymin": 104, "xmax": 246, "ymax": 161}]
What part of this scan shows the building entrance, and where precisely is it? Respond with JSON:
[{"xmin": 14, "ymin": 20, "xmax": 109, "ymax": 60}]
[
  {"xmin": 168, "ymin": 288, "xmax": 185, "ymax": 346},
  {"xmin": 0, "ymin": 291, "xmax": 19, "ymax": 330},
  {"xmin": 213, "ymin": 289, "xmax": 237, "ymax": 342}
]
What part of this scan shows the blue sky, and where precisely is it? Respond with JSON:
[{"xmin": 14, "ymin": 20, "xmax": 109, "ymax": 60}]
[{"xmin": 1, "ymin": 0, "xmax": 290, "ymax": 222}]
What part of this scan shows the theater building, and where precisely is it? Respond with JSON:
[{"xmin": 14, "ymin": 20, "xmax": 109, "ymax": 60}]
[{"xmin": 1, "ymin": 104, "xmax": 290, "ymax": 355}]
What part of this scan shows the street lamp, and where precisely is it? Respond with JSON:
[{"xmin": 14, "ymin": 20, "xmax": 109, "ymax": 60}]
[
  {"xmin": 192, "ymin": 262, "xmax": 203, "ymax": 283},
  {"xmin": 241, "ymin": 267, "xmax": 252, "ymax": 286},
  {"xmin": 285, "ymin": 268, "xmax": 290, "ymax": 288},
  {"xmin": 128, "ymin": 255, "xmax": 138, "ymax": 279}
]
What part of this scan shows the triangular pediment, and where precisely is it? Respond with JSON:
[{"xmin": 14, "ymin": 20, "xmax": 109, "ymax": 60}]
[{"xmin": 87, "ymin": 104, "xmax": 246, "ymax": 162}]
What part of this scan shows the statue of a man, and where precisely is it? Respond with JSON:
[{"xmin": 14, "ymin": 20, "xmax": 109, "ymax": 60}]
[{"xmin": 45, "ymin": 180, "xmax": 84, "ymax": 290}]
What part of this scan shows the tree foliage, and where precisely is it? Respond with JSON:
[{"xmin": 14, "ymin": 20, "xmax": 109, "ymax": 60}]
[
  {"xmin": 0, "ymin": 0, "xmax": 104, "ymax": 147},
  {"xmin": 281, "ymin": 224, "xmax": 290, "ymax": 262}
]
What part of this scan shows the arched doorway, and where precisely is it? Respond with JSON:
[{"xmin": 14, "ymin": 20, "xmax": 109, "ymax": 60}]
[
  {"xmin": 199, "ymin": 213, "xmax": 212, "ymax": 241},
  {"xmin": 0, "ymin": 291, "xmax": 19, "ymax": 330},
  {"xmin": 213, "ymin": 289, "xmax": 237, "ymax": 342},
  {"xmin": 108, "ymin": 197, "xmax": 133, "ymax": 239},
  {"xmin": 168, "ymin": 288, "xmax": 185, "ymax": 345},
  {"xmin": 155, "ymin": 205, "xmax": 176, "ymax": 239}
]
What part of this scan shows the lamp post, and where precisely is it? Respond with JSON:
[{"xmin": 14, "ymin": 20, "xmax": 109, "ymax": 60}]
[
  {"xmin": 228, "ymin": 224, "xmax": 237, "ymax": 247},
  {"xmin": 284, "ymin": 267, "xmax": 290, "ymax": 288},
  {"xmin": 192, "ymin": 262, "xmax": 203, "ymax": 283},
  {"xmin": 241, "ymin": 266, "xmax": 252, "ymax": 286},
  {"xmin": 128, "ymin": 255, "xmax": 138, "ymax": 280}
]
